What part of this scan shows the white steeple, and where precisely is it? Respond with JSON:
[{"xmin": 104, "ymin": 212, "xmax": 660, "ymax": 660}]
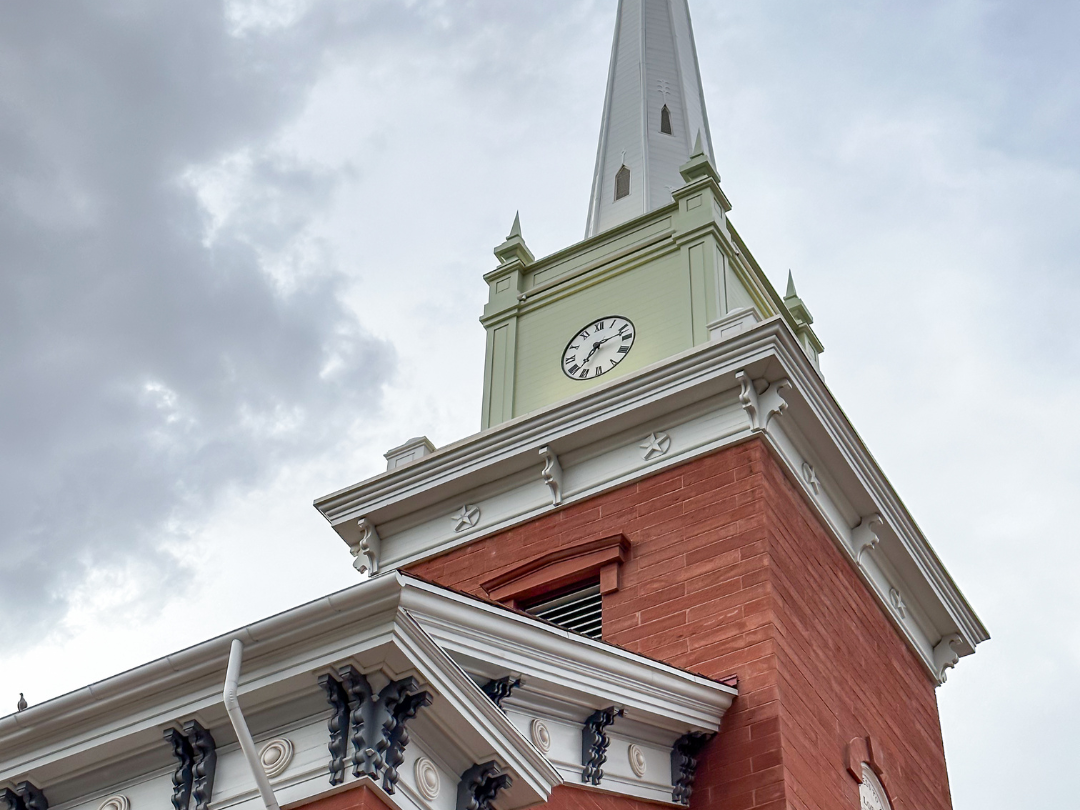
[{"xmin": 585, "ymin": 0, "xmax": 715, "ymax": 239}]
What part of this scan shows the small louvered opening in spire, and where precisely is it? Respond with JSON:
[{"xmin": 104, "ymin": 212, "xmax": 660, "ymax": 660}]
[
  {"xmin": 660, "ymin": 105, "xmax": 673, "ymax": 135},
  {"xmin": 614, "ymin": 165, "xmax": 631, "ymax": 201},
  {"xmin": 526, "ymin": 583, "xmax": 603, "ymax": 639}
]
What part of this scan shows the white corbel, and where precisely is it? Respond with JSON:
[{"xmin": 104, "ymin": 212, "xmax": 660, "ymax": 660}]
[
  {"xmin": 933, "ymin": 634, "xmax": 963, "ymax": 684},
  {"xmin": 350, "ymin": 518, "xmax": 382, "ymax": 577},
  {"xmin": 539, "ymin": 446, "xmax": 564, "ymax": 506},
  {"xmin": 853, "ymin": 514, "xmax": 884, "ymax": 565},
  {"xmin": 736, "ymin": 371, "xmax": 791, "ymax": 432}
]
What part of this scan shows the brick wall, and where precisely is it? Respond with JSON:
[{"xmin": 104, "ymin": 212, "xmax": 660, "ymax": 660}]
[
  {"xmin": 302, "ymin": 783, "xmax": 395, "ymax": 810},
  {"xmin": 407, "ymin": 439, "xmax": 951, "ymax": 810}
]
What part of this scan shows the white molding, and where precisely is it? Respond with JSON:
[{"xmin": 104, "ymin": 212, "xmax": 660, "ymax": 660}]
[
  {"xmin": 313, "ymin": 319, "xmax": 987, "ymax": 684},
  {"xmin": 0, "ymin": 575, "xmax": 732, "ymax": 801}
]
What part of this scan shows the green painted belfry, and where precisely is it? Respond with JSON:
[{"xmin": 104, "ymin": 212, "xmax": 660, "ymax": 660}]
[{"xmin": 479, "ymin": 1, "xmax": 824, "ymax": 430}]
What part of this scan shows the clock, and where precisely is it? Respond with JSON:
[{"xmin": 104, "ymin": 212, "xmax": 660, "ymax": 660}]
[{"xmin": 561, "ymin": 316, "xmax": 635, "ymax": 380}]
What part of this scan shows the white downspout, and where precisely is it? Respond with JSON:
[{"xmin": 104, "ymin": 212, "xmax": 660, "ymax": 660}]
[{"xmin": 223, "ymin": 639, "xmax": 282, "ymax": 810}]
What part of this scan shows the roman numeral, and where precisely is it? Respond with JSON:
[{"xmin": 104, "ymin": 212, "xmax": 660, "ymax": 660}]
[
  {"xmin": 565, "ymin": 356, "xmax": 577, "ymax": 365},
  {"xmin": 579, "ymin": 368, "xmax": 589, "ymax": 379},
  {"xmin": 579, "ymin": 329, "xmax": 590, "ymax": 339},
  {"xmin": 596, "ymin": 320, "xmax": 605, "ymax": 330},
  {"xmin": 568, "ymin": 365, "xmax": 580, "ymax": 375},
  {"xmin": 621, "ymin": 332, "xmax": 633, "ymax": 341},
  {"xmin": 618, "ymin": 346, "xmax": 630, "ymax": 354},
  {"xmin": 593, "ymin": 367, "xmax": 602, "ymax": 377}
]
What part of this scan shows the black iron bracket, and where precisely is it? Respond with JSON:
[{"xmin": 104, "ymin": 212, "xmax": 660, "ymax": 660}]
[
  {"xmin": 581, "ymin": 705, "xmax": 623, "ymax": 785},
  {"xmin": 480, "ymin": 676, "xmax": 522, "ymax": 711},
  {"xmin": 457, "ymin": 761, "xmax": 513, "ymax": 810},
  {"xmin": 671, "ymin": 731, "xmax": 713, "ymax": 805}
]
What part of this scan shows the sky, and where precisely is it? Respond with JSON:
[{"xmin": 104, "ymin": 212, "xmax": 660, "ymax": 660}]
[{"xmin": 0, "ymin": 0, "xmax": 1077, "ymax": 807}]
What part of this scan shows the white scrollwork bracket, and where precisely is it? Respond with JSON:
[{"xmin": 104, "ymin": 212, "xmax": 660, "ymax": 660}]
[
  {"xmin": 853, "ymin": 514, "xmax": 884, "ymax": 565},
  {"xmin": 933, "ymin": 634, "xmax": 963, "ymax": 684},
  {"xmin": 350, "ymin": 518, "xmax": 382, "ymax": 577},
  {"xmin": 736, "ymin": 371, "xmax": 792, "ymax": 433},
  {"xmin": 540, "ymin": 446, "xmax": 564, "ymax": 506}
]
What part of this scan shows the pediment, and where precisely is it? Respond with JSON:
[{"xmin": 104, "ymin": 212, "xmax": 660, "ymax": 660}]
[{"xmin": 0, "ymin": 575, "xmax": 735, "ymax": 810}]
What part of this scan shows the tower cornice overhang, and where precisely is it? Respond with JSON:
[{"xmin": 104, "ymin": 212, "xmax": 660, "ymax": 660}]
[{"xmin": 315, "ymin": 320, "xmax": 988, "ymax": 685}]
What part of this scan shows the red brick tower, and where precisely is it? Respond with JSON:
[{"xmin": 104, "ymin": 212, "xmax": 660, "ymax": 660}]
[{"xmin": 313, "ymin": 3, "xmax": 989, "ymax": 809}]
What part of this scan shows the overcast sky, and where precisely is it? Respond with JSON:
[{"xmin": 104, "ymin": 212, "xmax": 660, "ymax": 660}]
[{"xmin": 1, "ymin": 1, "xmax": 1076, "ymax": 807}]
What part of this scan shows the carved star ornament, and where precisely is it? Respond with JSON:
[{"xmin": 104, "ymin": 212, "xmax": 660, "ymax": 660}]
[
  {"xmin": 640, "ymin": 432, "xmax": 671, "ymax": 461},
  {"xmin": 452, "ymin": 505, "xmax": 481, "ymax": 532}
]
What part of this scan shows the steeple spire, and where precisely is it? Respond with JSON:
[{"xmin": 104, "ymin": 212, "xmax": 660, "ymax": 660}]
[{"xmin": 585, "ymin": 0, "xmax": 715, "ymax": 238}]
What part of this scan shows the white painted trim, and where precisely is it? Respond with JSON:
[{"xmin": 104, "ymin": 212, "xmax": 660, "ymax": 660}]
[
  {"xmin": 0, "ymin": 575, "xmax": 733, "ymax": 789},
  {"xmin": 314, "ymin": 318, "xmax": 988, "ymax": 684}
]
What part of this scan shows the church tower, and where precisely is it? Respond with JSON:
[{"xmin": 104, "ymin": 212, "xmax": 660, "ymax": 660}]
[
  {"xmin": 0, "ymin": 4, "xmax": 986, "ymax": 810},
  {"xmin": 479, "ymin": 0, "xmax": 822, "ymax": 431}
]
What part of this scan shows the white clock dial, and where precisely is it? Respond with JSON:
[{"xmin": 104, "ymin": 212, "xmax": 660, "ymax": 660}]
[{"xmin": 562, "ymin": 316, "xmax": 635, "ymax": 380}]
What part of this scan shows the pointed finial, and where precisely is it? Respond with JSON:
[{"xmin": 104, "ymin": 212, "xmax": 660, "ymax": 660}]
[
  {"xmin": 494, "ymin": 210, "xmax": 534, "ymax": 266},
  {"xmin": 692, "ymin": 130, "xmax": 705, "ymax": 157},
  {"xmin": 17, "ymin": 692, "xmax": 28, "ymax": 711},
  {"xmin": 785, "ymin": 270, "xmax": 797, "ymax": 299}
]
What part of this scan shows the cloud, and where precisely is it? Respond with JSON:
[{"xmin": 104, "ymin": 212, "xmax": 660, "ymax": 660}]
[{"xmin": 0, "ymin": 1, "xmax": 396, "ymax": 644}]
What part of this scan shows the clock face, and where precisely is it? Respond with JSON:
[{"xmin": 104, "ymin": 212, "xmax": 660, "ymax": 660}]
[{"xmin": 561, "ymin": 316, "xmax": 635, "ymax": 380}]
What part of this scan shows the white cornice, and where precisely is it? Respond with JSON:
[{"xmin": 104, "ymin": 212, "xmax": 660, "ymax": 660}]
[
  {"xmin": 0, "ymin": 574, "xmax": 733, "ymax": 790},
  {"xmin": 313, "ymin": 319, "xmax": 988, "ymax": 684}
]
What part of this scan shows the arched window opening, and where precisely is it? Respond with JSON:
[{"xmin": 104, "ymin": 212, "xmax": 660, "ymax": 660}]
[
  {"xmin": 614, "ymin": 165, "xmax": 631, "ymax": 200},
  {"xmin": 660, "ymin": 105, "xmax": 673, "ymax": 135}
]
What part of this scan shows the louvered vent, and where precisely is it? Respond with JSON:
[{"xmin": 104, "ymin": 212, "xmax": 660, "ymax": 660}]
[{"xmin": 526, "ymin": 583, "xmax": 603, "ymax": 640}]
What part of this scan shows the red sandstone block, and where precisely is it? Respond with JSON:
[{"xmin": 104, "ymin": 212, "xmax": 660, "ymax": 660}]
[
  {"xmin": 684, "ymin": 556, "xmax": 768, "ymax": 595},
  {"xmin": 676, "ymin": 533, "xmax": 751, "ymax": 568},
  {"xmin": 682, "ymin": 512, "xmax": 753, "ymax": 544},
  {"xmin": 681, "ymin": 549, "xmax": 742, "ymax": 584},
  {"xmin": 623, "ymin": 582, "xmax": 686, "ymax": 613},
  {"xmin": 751, "ymin": 749, "xmax": 784, "ymax": 774},
  {"xmin": 686, "ymin": 617, "xmax": 773, "ymax": 652},
  {"xmin": 710, "ymin": 787, "xmax": 756, "ymax": 810},
  {"xmin": 603, "ymin": 611, "xmax": 640, "ymax": 635},
  {"xmin": 608, "ymin": 609, "xmax": 686, "ymax": 645},
  {"xmin": 685, "ymin": 580, "xmax": 769, "ymax": 623},
  {"xmin": 676, "ymin": 465, "xmax": 740, "ymax": 496},
  {"xmin": 556, "ymin": 506, "xmax": 603, "ymax": 532},
  {"xmin": 719, "ymin": 763, "xmax": 785, "ymax": 801},
  {"xmin": 634, "ymin": 503, "xmax": 686, "ymax": 533},
  {"xmin": 634, "ymin": 636, "xmax": 689, "ymax": 659}
]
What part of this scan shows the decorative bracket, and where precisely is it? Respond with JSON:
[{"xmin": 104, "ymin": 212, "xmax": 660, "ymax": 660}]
[
  {"xmin": 338, "ymin": 666, "xmax": 433, "ymax": 794},
  {"xmin": 670, "ymin": 732, "xmax": 713, "ymax": 806},
  {"xmin": 481, "ymin": 675, "xmax": 522, "ymax": 711},
  {"xmin": 853, "ymin": 514, "xmax": 884, "ymax": 565},
  {"xmin": 581, "ymin": 705, "xmax": 624, "ymax": 786},
  {"xmin": 351, "ymin": 518, "xmax": 382, "ymax": 577},
  {"xmin": 183, "ymin": 720, "xmax": 217, "ymax": 810},
  {"xmin": 933, "ymin": 634, "xmax": 963, "ymax": 684},
  {"xmin": 736, "ymin": 371, "xmax": 791, "ymax": 433},
  {"xmin": 457, "ymin": 761, "xmax": 513, "ymax": 810},
  {"xmin": 164, "ymin": 727, "xmax": 195, "ymax": 810},
  {"xmin": 539, "ymin": 446, "xmax": 564, "ymax": 506},
  {"xmin": 318, "ymin": 673, "xmax": 351, "ymax": 786},
  {"xmin": 1, "ymin": 783, "xmax": 48, "ymax": 810}
]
